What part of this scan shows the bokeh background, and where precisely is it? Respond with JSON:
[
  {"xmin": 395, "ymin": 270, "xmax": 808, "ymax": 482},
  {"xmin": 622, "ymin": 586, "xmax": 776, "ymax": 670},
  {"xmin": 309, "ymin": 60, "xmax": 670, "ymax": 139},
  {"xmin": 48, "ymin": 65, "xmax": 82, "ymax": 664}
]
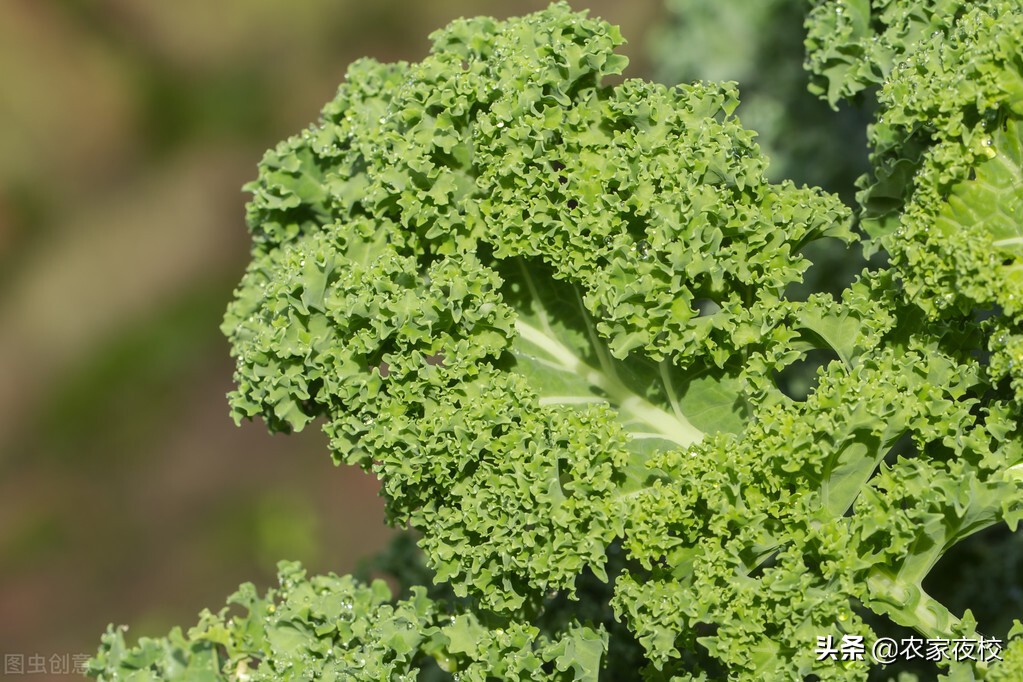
[{"xmin": 0, "ymin": 2, "xmax": 665, "ymax": 678}]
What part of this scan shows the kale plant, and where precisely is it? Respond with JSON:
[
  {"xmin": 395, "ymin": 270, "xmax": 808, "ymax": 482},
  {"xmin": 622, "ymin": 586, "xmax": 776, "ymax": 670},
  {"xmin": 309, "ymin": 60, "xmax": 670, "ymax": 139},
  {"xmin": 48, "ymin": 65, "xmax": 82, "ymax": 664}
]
[{"xmin": 90, "ymin": 2, "xmax": 1023, "ymax": 679}]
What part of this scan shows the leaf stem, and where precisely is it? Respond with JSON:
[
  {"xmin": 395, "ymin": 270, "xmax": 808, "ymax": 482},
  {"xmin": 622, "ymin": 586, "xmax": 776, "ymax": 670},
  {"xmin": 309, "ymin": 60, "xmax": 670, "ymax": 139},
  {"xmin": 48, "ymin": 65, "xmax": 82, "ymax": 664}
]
[
  {"xmin": 514, "ymin": 318, "xmax": 705, "ymax": 447},
  {"xmin": 865, "ymin": 569, "xmax": 965, "ymax": 641}
]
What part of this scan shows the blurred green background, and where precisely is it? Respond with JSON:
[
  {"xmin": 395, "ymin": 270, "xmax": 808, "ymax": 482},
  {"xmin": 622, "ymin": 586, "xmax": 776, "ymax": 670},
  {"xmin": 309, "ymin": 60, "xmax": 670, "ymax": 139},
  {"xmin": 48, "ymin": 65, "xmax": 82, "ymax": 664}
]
[{"xmin": 0, "ymin": 1, "xmax": 663, "ymax": 677}]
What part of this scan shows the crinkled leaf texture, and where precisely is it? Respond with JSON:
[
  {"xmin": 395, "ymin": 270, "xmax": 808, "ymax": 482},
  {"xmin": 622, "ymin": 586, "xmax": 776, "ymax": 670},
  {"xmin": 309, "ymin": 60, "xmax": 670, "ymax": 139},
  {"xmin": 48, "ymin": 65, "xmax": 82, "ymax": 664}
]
[
  {"xmin": 223, "ymin": 0, "xmax": 848, "ymax": 617},
  {"xmin": 89, "ymin": 560, "xmax": 606, "ymax": 682},
  {"xmin": 92, "ymin": 1, "xmax": 1023, "ymax": 680}
]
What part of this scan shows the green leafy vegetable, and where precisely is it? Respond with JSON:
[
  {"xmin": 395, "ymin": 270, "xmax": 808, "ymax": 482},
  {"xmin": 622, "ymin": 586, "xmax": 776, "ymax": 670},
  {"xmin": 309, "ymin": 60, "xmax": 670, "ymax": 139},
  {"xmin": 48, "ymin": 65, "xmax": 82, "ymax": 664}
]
[{"xmin": 91, "ymin": 1, "xmax": 1023, "ymax": 679}]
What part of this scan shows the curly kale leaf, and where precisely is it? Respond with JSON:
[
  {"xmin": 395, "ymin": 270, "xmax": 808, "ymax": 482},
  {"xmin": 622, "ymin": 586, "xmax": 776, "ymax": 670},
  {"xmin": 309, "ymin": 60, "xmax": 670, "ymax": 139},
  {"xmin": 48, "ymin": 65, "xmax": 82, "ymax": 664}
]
[
  {"xmin": 807, "ymin": 0, "xmax": 1023, "ymax": 320},
  {"xmin": 223, "ymin": 0, "xmax": 849, "ymax": 620},
  {"xmin": 88, "ymin": 560, "xmax": 606, "ymax": 681}
]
